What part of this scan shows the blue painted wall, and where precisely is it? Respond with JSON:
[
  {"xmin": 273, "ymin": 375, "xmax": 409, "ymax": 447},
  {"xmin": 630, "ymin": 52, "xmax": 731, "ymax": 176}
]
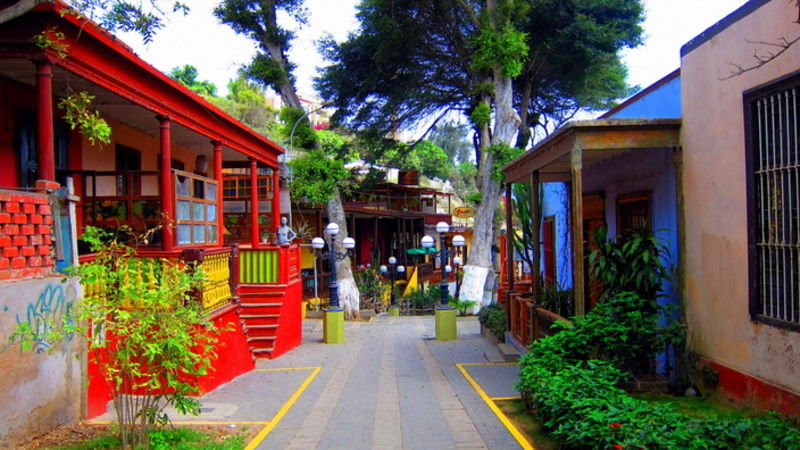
[
  {"xmin": 605, "ymin": 75, "xmax": 681, "ymax": 119},
  {"xmin": 540, "ymin": 182, "xmax": 572, "ymax": 289}
]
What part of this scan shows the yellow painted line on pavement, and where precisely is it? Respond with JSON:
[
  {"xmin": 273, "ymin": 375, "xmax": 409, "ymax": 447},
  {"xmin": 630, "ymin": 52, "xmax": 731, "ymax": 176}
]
[
  {"xmin": 456, "ymin": 363, "xmax": 533, "ymax": 450},
  {"xmin": 491, "ymin": 396, "xmax": 522, "ymax": 401},
  {"xmin": 245, "ymin": 366, "xmax": 321, "ymax": 450},
  {"xmin": 459, "ymin": 362, "xmax": 518, "ymax": 366}
]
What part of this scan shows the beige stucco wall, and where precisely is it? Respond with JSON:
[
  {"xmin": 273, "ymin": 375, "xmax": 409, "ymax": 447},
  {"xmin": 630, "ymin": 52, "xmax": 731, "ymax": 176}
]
[
  {"xmin": 81, "ymin": 117, "xmax": 200, "ymax": 196},
  {"xmin": 681, "ymin": 0, "xmax": 800, "ymax": 393},
  {"xmin": 0, "ymin": 277, "xmax": 83, "ymax": 447}
]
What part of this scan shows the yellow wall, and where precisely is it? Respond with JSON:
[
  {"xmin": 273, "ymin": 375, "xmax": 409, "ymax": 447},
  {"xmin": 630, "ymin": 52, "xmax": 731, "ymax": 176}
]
[
  {"xmin": 681, "ymin": 0, "xmax": 800, "ymax": 393},
  {"xmin": 81, "ymin": 117, "xmax": 203, "ymax": 196}
]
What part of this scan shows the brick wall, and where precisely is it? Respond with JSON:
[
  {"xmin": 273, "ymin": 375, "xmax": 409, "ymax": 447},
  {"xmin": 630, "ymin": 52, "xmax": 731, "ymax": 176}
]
[{"xmin": 0, "ymin": 190, "xmax": 55, "ymax": 281}]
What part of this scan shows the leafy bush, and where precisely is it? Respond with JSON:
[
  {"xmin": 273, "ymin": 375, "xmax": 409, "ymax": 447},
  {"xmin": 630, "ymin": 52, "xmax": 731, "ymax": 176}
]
[
  {"xmin": 403, "ymin": 284, "xmax": 441, "ymax": 310},
  {"xmin": 517, "ymin": 296, "xmax": 800, "ymax": 449},
  {"xmin": 535, "ymin": 279, "xmax": 574, "ymax": 318},
  {"xmin": 478, "ymin": 304, "xmax": 506, "ymax": 340},
  {"xmin": 588, "ymin": 226, "xmax": 671, "ymax": 302},
  {"xmin": 448, "ymin": 298, "xmax": 477, "ymax": 315},
  {"xmin": 11, "ymin": 226, "xmax": 220, "ymax": 449}
]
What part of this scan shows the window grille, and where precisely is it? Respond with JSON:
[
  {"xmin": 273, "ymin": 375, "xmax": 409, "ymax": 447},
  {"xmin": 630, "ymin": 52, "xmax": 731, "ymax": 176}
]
[{"xmin": 748, "ymin": 75, "xmax": 800, "ymax": 330}]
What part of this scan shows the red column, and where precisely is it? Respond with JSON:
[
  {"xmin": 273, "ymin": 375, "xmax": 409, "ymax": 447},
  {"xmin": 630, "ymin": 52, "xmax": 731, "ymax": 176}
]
[
  {"xmin": 272, "ymin": 168, "xmax": 280, "ymax": 234},
  {"xmin": 35, "ymin": 59, "xmax": 56, "ymax": 188},
  {"xmin": 212, "ymin": 141, "xmax": 224, "ymax": 246},
  {"xmin": 249, "ymin": 157, "xmax": 259, "ymax": 248},
  {"xmin": 158, "ymin": 115, "xmax": 174, "ymax": 251}
]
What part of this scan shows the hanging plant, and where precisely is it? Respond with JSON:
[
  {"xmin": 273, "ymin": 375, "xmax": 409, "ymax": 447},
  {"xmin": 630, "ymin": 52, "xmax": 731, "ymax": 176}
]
[{"xmin": 58, "ymin": 92, "xmax": 112, "ymax": 146}]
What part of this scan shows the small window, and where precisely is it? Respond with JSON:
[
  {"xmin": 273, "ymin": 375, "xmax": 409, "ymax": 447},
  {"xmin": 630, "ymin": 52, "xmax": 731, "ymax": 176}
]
[
  {"xmin": 745, "ymin": 73, "xmax": 800, "ymax": 331},
  {"xmin": 616, "ymin": 192, "xmax": 651, "ymax": 235}
]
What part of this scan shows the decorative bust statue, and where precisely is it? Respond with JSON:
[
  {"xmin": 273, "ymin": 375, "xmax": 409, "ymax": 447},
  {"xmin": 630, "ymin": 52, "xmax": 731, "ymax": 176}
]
[{"xmin": 276, "ymin": 216, "xmax": 297, "ymax": 244}]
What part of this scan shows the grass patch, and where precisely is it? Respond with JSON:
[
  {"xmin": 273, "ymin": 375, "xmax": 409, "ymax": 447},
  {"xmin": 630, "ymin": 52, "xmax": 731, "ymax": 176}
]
[
  {"xmin": 495, "ymin": 399, "xmax": 560, "ymax": 450},
  {"xmin": 635, "ymin": 392, "xmax": 774, "ymax": 421},
  {"xmin": 24, "ymin": 424, "xmax": 253, "ymax": 450},
  {"xmin": 54, "ymin": 427, "xmax": 245, "ymax": 450}
]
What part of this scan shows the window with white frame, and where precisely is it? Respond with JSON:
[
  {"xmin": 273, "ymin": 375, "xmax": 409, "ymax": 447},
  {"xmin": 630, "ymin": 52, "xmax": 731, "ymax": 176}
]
[{"xmin": 746, "ymin": 73, "xmax": 800, "ymax": 331}]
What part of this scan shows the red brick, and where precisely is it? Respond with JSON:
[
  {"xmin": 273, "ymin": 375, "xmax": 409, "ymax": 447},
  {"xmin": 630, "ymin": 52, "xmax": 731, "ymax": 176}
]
[
  {"xmin": 4, "ymin": 224, "xmax": 19, "ymax": 235},
  {"xmin": 43, "ymin": 256, "xmax": 53, "ymax": 266},
  {"xmin": 12, "ymin": 214, "xmax": 26, "ymax": 224},
  {"xmin": 32, "ymin": 195, "xmax": 48, "ymax": 204},
  {"xmin": 3, "ymin": 247, "xmax": 18, "ymax": 258},
  {"xmin": 28, "ymin": 256, "xmax": 42, "ymax": 267},
  {"xmin": 0, "ymin": 236, "xmax": 9, "ymax": 247},
  {"xmin": 21, "ymin": 246, "xmax": 35, "ymax": 257},
  {"xmin": 30, "ymin": 214, "xmax": 43, "ymax": 225},
  {"xmin": 38, "ymin": 245, "xmax": 50, "ymax": 256},
  {"xmin": 12, "ymin": 236, "xmax": 27, "ymax": 246},
  {"xmin": 22, "ymin": 203, "xmax": 35, "ymax": 214},
  {"xmin": 38, "ymin": 205, "xmax": 51, "ymax": 215},
  {"xmin": 0, "ymin": 269, "xmax": 10, "ymax": 281},
  {"xmin": 0, "ymin": 258, "xmax": 8, "ymax": 269},
  {"xmin": 0, "ymin": 213, "xmax": 9, "ymax": 224},
  {"xmin": 43, "ymin": 235, "xmax": 52, "ymax": 245},
  {"xmin": 30, "ymin": 235, "xmax": 42, "ymax": 245},
  {"xmin": 21, "ymin": 224, "xmax": 35, "ymax": 235},
  {"xmin": 44, "ymin": 215, "xmax": 54, "ymax": 225},
  {"xmin": 10, "ymin": 256, "xmax": 25, "ymax": 268},
  {"xmin": 4, "ymin": 202, "xmax": 19, "ymax": 213}
]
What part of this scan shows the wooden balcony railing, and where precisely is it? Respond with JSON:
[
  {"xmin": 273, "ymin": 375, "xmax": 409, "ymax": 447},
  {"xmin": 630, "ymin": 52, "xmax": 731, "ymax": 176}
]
[{"xmin": 238, "ymin": 245, "xmax": 301, "ymax": 285}]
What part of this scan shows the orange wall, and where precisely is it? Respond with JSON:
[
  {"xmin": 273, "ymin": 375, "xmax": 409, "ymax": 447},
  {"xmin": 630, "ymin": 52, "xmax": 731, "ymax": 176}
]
[
  {"xmin": 81, "ymin": 117, "xmax": 203, "ymax": 196},
  {"xmin": 681, "ymin": 0, "xmax": 800, "ymax": 394}
]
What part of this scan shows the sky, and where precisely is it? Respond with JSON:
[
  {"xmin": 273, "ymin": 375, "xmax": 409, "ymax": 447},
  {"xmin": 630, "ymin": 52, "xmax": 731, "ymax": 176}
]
[{"xmin": 120, "ymin": 0, "xmax": 750, "ymax": 100}]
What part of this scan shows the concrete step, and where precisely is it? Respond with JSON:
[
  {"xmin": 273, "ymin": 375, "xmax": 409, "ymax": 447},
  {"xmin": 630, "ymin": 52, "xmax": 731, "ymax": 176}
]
[
  {"xmin": 239, "ymin": 302, "xmax": 282, "ymax": 307},
  {"xmin": 251, "ymin": 348, "xmax": 274, "ymax": 358},
  {"xmin": 483, "ymin": 346, "xmax": 506, "ymax": 364},
  {"xmin": 245, "ymin": 324, "xmax": 278, "ymax": 329},
  {"xmin": 497, "ymin": 343, "xmax": 521, "ymax": 362},
  {"xmin": 247, "ymin": 335, "xmax": 277, "ymax": 342}
]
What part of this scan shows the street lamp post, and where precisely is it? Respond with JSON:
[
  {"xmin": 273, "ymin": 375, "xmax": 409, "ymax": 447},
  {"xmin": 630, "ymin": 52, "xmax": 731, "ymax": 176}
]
[
  {"xmin": 422, "ymin": 222, "xmax": 466, "ymax": 340},
  {"xmin": 312, "ymin": 222, "xmax": 355, "ymax": 343},
  {"xmin": 380, "ymin": 256, "xmax": 405, "ymax": 316},
  {"xmin": 451, "ymin": 234, "xmax": 466, "ymax": 300}
]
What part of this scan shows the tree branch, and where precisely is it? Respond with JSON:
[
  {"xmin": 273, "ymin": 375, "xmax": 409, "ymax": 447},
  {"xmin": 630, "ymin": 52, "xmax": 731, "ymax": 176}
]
[
  {"xmin": 0, "ymin": 0, "xmax": 47, "ymax": 25},
  {"xmin": 721, "ymin": 34, "xmax": 800, "ymax": 79},
  {"xmin": 452, "ymin": 0, "xmax": 480, "ymax": 28}
]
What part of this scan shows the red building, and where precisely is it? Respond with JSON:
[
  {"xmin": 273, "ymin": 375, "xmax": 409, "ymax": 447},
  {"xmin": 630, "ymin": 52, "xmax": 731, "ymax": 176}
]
[{"xmin": 0, "ymin": 0, "xmax": 302, "ymax": 423}]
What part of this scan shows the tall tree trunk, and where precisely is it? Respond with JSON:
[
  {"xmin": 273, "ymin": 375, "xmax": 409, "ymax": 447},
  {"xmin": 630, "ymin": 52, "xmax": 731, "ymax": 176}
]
[
  {"xmin": 461, "ymin": 68, "xmax": 520, "ymax": 307},
  {"xmin": 326, "ymin": 187, "xmax": 360, "ymax": 319}
]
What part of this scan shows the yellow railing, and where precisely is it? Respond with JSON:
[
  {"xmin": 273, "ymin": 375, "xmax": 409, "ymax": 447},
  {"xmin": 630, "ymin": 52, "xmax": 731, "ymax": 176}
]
[{"xmin": 200, "ymin": 250, "xmax": 233, "ymax": 312}]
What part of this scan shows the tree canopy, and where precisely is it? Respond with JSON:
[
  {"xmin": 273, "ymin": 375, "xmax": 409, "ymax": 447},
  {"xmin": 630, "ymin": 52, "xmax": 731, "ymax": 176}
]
[{"xmin": 169, "ymin": 65, "xmax": 217, "ymax": 97}]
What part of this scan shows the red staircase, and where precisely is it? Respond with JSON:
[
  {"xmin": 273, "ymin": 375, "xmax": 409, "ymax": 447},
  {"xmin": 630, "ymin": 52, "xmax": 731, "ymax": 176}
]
[{"xmin": 236, "ymin": 246, "xmax": 303, "ymax": 359}]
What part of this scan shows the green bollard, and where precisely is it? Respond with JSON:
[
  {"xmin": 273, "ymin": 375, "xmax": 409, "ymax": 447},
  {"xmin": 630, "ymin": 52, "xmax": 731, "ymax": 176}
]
[
  {"xmin": 323, "ymin": 308, "xmax": 345, "ymax": 344},
  {"xmin": 388, "ymin": 305, "xmax": 400, "ymax": 317},
  {"xmin": 435, "ymin": 306, "xmax": 457, "ymax": 341}
]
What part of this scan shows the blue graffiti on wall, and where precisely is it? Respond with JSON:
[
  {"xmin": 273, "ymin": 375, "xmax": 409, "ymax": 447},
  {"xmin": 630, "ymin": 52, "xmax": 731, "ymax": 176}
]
[{"xmin": 16, "ymin": 283, "xmax": 75, "ymax": 353}]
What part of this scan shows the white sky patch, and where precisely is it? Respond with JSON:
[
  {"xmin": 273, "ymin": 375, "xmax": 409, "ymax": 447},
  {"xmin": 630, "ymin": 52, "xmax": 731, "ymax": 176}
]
[{"xmin": 119, "ymin": 0, "xmax": 749, "ymax": 102}]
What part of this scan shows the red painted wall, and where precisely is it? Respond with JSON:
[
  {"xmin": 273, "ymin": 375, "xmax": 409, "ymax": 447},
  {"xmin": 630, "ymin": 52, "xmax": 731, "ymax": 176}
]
[
  {"xmin": 702, "ymin": 359, "xmax": 800, "ymax": 418},
  {"xmin": 0, "ymin": 76, "xmax": 37, "ymax": 189},
  {"xmin": 270, "ymin": 279, "xmax": 303, "ymax": 358},
  {"xmin": 86, "ymin": 305, "xmax": 255, "ymax": 419}
]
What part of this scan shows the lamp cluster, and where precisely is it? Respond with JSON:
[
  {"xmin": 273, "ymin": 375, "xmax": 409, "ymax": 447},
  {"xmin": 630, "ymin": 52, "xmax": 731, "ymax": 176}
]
[
  {"xmin": 422, "ymin": 221, "xmax": 466, "ymax": 306},
  {"xmin": 312, "ymin": 222, "xmax": 356, "ymax": 309}
]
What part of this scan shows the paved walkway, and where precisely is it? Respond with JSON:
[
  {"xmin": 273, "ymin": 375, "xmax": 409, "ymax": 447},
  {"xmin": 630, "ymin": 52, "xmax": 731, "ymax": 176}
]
[{"xmin": 173, "ymin": 315, "xmax": 524, "ymax": 449}]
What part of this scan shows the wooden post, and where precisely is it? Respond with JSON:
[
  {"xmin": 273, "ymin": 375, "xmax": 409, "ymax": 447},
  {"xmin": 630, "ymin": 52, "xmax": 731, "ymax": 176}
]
[
  {"xmin": 249, "ymin": 157, "xmax": 259, "ymax": 247},
  {"xmin": 272, "ymin": 167, "xmax": 280, "ymax": 234},
  {"xmin": 530, "ymin": 171, "xmax": 541, "ymax": 292},
  {"xmin": 34, "ymin": 59, "xmax": 56, "ymax": 187},
  {"xmin": 569, "ymin": 143, "xmax": 585, "ymax": 315},
  {"xmin": 212, "ymin": 140, "xmax": 224, "ymax": 246},
  {"xmin": 504, "ymin": 183, "xmax": 514, "ymax": 292},
  {"xmin": 157, "ymin": 115, "xmax": 174, "ymax": 251}
]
